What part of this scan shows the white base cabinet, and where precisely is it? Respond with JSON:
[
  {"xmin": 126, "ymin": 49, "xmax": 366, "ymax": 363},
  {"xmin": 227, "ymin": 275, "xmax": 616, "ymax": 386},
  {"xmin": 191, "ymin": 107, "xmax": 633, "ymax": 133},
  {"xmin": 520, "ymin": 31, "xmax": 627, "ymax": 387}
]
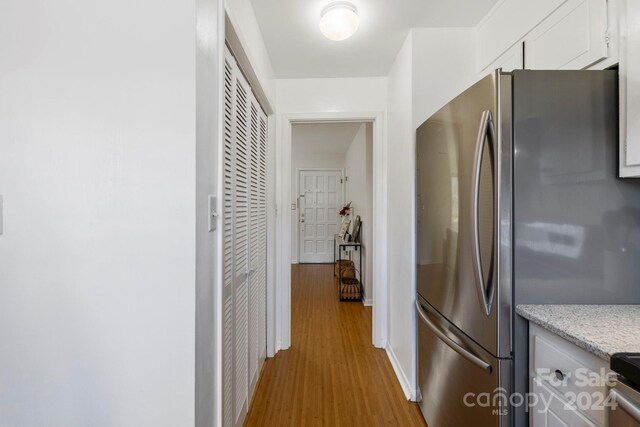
[
  {"xmin": 531, "ymin": 377, "xmax": 598, "ymax": 427},
  {"xmin": 529, "ymin": 324, "xmax": 609, "ymax": 427}
]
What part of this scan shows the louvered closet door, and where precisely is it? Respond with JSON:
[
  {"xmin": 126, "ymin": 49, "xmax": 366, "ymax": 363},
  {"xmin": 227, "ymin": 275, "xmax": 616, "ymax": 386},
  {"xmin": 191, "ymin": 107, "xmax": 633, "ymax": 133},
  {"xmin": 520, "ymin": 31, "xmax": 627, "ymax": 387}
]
[
  {"xmin": 257, "ymin": 108, "xmax": 268, "ymax": 363},
  {"xmin": 247, "ymin": 94, "xmax": 268, "ymax": 396},
  {"xmin": 233, "ymin": 65, "xmax": 251, "ymax": 427},
  {"xmin": 222, "ymin": 44, "xmax": 268, "ymax": 427},
  {"xmin": 222, "ymin": 49, "xmax": 236, "ymax": 427},
  {"xmin": 248, "ymin": 94, "xmax": 260, "ymax": 397}
]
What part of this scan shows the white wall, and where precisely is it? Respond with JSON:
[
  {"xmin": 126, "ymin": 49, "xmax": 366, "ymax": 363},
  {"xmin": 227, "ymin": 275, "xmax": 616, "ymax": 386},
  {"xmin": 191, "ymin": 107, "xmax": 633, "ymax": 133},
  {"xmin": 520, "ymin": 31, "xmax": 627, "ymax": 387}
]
[
  {"xmin": 385, "ymin": 27, "xmax": 476, "ymax": 400},
  {"xmin": 276, "ymin": 77, "xmax": 389, "ymax": 114},
  {"xmin": 0, "ymin": 0, "xmax": 198, "ymax": 425},
  {"xmin": 345, "ymin": 123, "xmax": 374, "ymax": 304},
  {"xmin": 385, "ymin": 31, "xmax": 416, "ymax": 400},
  {"xmin": 412, "ymin": 28, "xmax": 477, "ymax": 129}
]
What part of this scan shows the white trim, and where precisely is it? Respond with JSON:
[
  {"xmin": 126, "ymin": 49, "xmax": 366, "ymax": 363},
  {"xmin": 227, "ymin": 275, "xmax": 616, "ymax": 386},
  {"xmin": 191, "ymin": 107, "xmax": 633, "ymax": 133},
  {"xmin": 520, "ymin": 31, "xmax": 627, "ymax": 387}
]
[
  {"xmin": 385, "ymin": 345, "xmax": 416, "ymax": 401},
  {"xmin": 362, "ymin": 298, "xmax": 373, "ymax": 307},
  {"xmin": 223, "ymin": 8, "xmax": 274, "ymax": 114},
  {"xmin": 294, "ymin": 167, "xmax": 345, "ymax": 264},
  {"xmin": 266, "ymin": 114, "xmax": 277, "ymax": 358},
  {"xmin": 275, "ymin": 111, "xmax": 388, "ymax": 352},
  {"xmin": 213, "ymin": 3, "xmax": 226, "ymax": 427}
]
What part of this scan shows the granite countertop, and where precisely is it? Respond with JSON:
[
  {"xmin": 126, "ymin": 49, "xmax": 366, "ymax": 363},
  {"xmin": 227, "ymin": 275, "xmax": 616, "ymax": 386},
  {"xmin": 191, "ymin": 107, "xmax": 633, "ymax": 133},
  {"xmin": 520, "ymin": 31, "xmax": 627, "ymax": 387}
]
[{"xmin": 516, "ymin": 304, "xmax": 640, "ymax": 361}]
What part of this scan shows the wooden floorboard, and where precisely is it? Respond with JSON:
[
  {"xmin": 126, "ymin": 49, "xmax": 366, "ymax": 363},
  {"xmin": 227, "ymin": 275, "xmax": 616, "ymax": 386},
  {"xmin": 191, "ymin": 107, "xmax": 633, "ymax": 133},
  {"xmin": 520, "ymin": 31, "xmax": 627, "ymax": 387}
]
[{"xmin": 245, "ymin": 264, "xmax": 427, "ymax": 426}]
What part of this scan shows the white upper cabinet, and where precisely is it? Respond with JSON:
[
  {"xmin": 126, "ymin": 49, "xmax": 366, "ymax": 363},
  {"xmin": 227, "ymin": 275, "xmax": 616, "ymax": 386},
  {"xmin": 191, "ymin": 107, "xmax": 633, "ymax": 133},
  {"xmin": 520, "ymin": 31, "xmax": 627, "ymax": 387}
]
[
  {"xmin": 476, "ymin": 0, "xmax": 568, "ymax": 72},
  {"xmin": 620, "ymin": 0, "xmax": 640, "ymax": 177},
  {"xmin": 523, "ymin": 0, "xmax": 608, "ymax": 70},
  {"xmin": 476, "ymin": 0, "xmax": 612, "ymax": 73}
]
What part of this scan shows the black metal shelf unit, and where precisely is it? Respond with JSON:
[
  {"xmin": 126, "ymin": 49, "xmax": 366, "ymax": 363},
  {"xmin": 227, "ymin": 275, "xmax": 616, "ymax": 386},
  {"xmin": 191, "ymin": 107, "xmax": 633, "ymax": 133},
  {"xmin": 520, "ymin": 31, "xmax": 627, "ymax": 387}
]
[{"xmin": 333, "ymin": 234, "xmax": 363, "ymax": 302}]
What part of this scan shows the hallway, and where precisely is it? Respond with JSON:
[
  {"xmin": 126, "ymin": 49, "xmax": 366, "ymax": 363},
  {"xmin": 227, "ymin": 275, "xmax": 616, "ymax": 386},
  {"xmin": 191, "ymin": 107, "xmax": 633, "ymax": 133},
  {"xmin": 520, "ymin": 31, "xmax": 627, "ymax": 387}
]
[{"xmin": 245, "ymin": 264, "xmax": 426, "ymax": 426}]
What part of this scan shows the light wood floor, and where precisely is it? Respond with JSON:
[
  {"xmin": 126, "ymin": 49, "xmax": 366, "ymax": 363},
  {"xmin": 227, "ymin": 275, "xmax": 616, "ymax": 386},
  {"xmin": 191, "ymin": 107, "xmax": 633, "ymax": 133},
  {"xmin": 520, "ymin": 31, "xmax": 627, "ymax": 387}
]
[{"xmin": 245, "ymin": 264, "xmax": 427, "ymax": 426}]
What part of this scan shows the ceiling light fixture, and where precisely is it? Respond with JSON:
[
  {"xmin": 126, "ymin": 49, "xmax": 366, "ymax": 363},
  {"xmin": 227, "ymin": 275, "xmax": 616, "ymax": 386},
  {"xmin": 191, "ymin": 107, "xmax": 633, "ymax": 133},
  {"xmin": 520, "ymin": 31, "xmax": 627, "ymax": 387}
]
[{"xmin": 319, "ymin": 2, "xmax": 359, "ymax": 41}]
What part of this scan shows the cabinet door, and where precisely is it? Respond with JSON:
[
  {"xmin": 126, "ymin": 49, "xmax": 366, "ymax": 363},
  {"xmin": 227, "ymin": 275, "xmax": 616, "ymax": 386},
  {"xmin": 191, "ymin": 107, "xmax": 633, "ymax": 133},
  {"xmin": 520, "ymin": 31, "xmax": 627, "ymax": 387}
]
[
  {"xmin": 620, "ymin": 0, "xmax": 640, "ymax": 176},
  {"xmin": 530, "ymin": 377, "xmax": 599, "ymax": 427},
  {"xmin": 524, "ymin": 0, "xmax": 608, "ymax": 70}
]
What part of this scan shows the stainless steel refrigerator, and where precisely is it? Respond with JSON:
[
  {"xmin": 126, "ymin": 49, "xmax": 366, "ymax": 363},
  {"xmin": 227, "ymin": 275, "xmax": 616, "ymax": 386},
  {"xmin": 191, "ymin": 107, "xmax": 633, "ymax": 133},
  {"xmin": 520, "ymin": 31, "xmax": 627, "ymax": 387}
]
[{"xmin": 415, "ymin": 69, "xmax": 640, "ymax": 427}]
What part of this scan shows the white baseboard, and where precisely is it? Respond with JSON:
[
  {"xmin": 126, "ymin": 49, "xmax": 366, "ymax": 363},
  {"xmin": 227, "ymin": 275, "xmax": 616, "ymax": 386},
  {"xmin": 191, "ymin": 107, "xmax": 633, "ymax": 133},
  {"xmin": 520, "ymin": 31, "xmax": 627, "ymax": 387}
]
[
  {"xmin": 362, "ymin": 298, "xmax": 373, "ymax": 306},
  {"xmin": 385, "ymin": 345, "xmax": 416, "ymax": 401},
  {"xmin": 291, "ymin": 260, "xmax": 299, "ymax": 264}
]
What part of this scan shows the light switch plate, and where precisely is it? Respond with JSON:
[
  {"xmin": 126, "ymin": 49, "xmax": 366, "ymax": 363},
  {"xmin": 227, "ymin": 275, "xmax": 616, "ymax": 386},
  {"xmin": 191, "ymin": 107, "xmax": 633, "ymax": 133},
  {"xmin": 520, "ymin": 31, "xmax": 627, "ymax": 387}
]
[
  {"xmin": 208, "ymin": 195, "xmax": 217, "ymax": 232},
  {"xmin": 291, "ymin": 203, "xmax": 296, "ymax": 210}
]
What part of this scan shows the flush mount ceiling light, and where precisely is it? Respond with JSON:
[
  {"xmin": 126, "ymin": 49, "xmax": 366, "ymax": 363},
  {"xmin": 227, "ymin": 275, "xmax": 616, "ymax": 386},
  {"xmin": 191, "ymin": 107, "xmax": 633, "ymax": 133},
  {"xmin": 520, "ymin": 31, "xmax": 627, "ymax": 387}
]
[{"xmin": 319, "ymin": 2, "xmax": 359, "ymax": 41}]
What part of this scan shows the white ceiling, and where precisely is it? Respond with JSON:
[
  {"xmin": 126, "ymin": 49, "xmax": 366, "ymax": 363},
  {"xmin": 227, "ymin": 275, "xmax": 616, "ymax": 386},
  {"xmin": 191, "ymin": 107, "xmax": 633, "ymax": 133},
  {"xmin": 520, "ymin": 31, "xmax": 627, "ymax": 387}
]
[
  {"xmin": 292, "ymin": 123, "xmax": 364, "ymax": 154},
  {"xmin": 250, "ymin": 0, "xmax": 499, "ymax": 78}
]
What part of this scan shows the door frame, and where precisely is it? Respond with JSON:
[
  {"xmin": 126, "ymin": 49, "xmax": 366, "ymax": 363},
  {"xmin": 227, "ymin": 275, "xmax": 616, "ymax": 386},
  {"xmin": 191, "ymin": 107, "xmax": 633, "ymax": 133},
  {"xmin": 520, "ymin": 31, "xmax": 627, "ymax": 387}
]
[
  {"xmin": 272, "ymin": 111, "xmax": 387, "ymax": 354},
  {"xmin": 294, "ymin": 168, "xmax": 345, "ymax": 264}
]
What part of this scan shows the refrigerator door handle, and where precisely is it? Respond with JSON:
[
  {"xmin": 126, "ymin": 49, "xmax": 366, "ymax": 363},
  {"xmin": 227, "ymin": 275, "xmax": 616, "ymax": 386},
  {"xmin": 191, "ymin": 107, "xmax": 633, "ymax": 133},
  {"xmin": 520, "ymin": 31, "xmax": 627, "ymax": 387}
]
[
  {"xmin": 471, "ymin": 109, "xmax": 496, "ymax": 317},
  {"xmin": 415, "ymin": 300, "xmax": 493, "ymax": 374}
]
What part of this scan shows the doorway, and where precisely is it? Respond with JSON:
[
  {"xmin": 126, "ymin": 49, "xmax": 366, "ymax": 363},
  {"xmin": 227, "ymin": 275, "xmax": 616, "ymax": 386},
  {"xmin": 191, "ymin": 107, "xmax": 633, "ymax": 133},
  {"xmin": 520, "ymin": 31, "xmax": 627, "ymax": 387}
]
[{"xmin": 274, "ymin": 112, "xmax": 387, "ymax": 351}]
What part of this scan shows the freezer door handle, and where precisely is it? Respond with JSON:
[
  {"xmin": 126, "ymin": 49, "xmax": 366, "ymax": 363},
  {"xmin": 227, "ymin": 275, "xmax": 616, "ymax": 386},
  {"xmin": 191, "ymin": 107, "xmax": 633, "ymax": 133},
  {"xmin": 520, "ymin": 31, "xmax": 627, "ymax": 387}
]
[
  {"xmin": 471, "ymin": 109, "xmax": 496, "ymax": 317},
  {"xmin": 416, "ymin": 300, "xmax": 493, "ymax": 374}
]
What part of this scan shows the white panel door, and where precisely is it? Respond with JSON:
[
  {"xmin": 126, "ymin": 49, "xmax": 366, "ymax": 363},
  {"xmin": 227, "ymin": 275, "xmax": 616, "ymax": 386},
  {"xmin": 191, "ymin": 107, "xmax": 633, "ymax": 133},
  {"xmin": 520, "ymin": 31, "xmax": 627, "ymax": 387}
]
[{"xmin": 298, "ymin": 170, "xmax": 343, "ymax": 263}]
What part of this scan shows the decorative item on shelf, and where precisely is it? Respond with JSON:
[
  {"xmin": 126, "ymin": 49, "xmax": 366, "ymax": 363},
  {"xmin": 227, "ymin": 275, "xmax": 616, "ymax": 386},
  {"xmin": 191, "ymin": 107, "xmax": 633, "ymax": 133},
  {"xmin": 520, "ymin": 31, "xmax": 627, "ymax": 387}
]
[
  {"xmin": 339, "ymin": 201, "xmax": 352, "ymax": 218},
  {"xmin": 338, "ymin": 220, "xmax": 351, "ymax": 239},
  {"xmin": 352, "ymin": 215, "xmax": 362, "ymax": 243},
  {"xmin": 338, "ymin": 202, "xmax": 353, "ymax": 240}
]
